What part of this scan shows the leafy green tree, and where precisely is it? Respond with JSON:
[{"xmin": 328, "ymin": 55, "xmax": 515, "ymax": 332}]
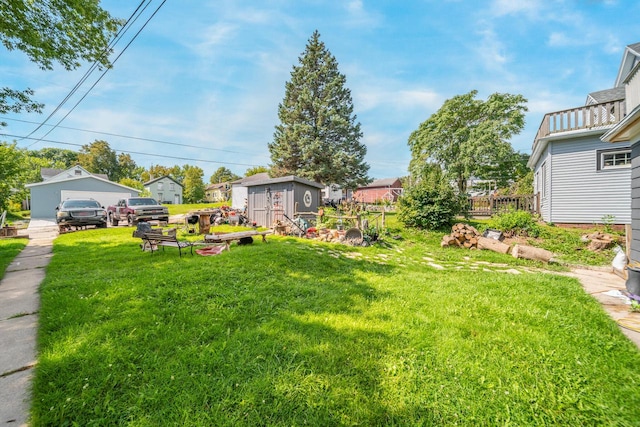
[
  {"xmin": 269, "ymin": 30, "xmax": 369, "ymax": 189},
  {"xmin": 118, "ymin": 177, "xmax": 143, "ymax": 191},
  {"xmin": 476, "ymin": 151, "xmax": 530, "ymax": 191},
  {"xmin": 0, "ymin": 88, "xmax": 42, "ymax": 127},
  {"xmin": 408, "ymin": 90, "xmax": 527, "ymax": 193},
  {"xmin": 142, "ymin": 164, "xmax": 183, "ymax": 184},
  {"xmin": 508, "ymin": 170, "xmax": 534, "ymax": 195},
  {"xmin": 77, "ymin": 140, "xmax": 119, "ymax": 180},
  {"xmin": 245, "ymin": 166, "xmax": 269, "ymax": 177},
  {"xmin": 0, "ymin": 0, "xmax": 122, "ymax": 125},
  {"xmin": 0, "ymin": 142, "xmax": 24, "ymax": 210},
  {"xmin": 210, "ymin": 167, "xmax": 240, "ymax": 184},
  {"xmin": 29, "ymin": 147, "xmax": 78, "ymax": 169},
  {"xmin": 182, "ymin": 165, "xmax": 205, "ymax": 203},
  {"xmin": 117, "ymin": 153, "xmax": 141, "ymax": 181}
]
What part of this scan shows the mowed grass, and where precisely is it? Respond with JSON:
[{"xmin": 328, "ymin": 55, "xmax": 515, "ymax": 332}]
[{"xmin": 31, "ymin": 226, "xmax": 640, "ymax": 425}]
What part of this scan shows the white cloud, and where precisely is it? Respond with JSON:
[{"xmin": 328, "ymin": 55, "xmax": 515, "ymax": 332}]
[
  {"xmin": 548, "ymin": 32, "xmax": 573, "ymax": 47},
  {"xmin": 342, "ymin": 0, "xmax": 382, "ymax": 28},
  {"xmin": 194, "ymin": 22, "xmax": 237, "ymax": 54},
  {"xmin": 476, "ymin": 26, "xmax": 508, "ymax": 70},
  {"xmin": 490, "ymin": 0, "xmax": 542, "ymax": 17}
]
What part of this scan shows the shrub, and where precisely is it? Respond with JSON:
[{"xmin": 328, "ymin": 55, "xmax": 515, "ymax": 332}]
[
  {"xmin": 397, "ymin": 181, "xmax": 464, "ymax": 230},
  {"xmin": 488, "ymin": 210, "xmax": 541, "ymax": 237}
]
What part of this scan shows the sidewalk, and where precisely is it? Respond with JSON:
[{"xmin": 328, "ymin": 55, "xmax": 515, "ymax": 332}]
[
  {"xmin": 0, "ymin": 220, "xmax": 57, "ymax": 427},
  {"xmin": 564, "ymin": 267, "xmax": 640, "ymax": 348},
  {"xmin": 0, "ymin": 224, "xmax": 639, "ymax": 425}
]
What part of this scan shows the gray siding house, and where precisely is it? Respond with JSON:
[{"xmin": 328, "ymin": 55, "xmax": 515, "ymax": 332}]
[
  {"xmin": 528, "ymin": 43, "xmax": 640, "ymax": 225},
  {"xmin": 245, "ymin": 175, "xmax": 324, "ymax": 228},
  {"xmin": 26, "ymin": 165, "xmax": 140, "ymax": 219},
  {"xmin": 144, "ymin": 176, "xmax": 182, "ymax": 204},
  {"xmin": 602, "ymin": 43, "xmax": 640, "ymax": 264}
]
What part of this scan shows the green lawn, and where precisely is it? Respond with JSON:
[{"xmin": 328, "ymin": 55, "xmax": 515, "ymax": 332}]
[
  {"xmin": 29, "ymin": 225, "xmax": 640, "ymax": 425},
  {"xmin": 0, "ymin": 238, "xmax": 28, "ymax": 277}
]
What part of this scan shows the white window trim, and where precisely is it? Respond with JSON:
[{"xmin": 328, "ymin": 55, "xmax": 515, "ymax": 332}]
[{"xmin": 597, "ymin": 148, "xmax": 631, "ymax": 170}]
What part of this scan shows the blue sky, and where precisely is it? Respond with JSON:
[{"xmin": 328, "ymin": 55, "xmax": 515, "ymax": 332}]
[{"xmin": 1, "ymin": 0, "xmax": 638, "ymax": 181}]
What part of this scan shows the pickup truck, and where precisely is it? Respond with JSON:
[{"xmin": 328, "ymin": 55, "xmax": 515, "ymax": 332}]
[{"xmin": 107, "ymin": 197, "xmax": 169, "ymax": 226}]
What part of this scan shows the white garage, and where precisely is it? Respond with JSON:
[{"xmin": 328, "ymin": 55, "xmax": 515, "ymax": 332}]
[{"xmin": 26, "ymin": 166, "xmax": 140, "ymax": 219}]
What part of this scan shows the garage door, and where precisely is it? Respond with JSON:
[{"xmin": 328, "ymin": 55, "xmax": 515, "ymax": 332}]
[{"xmin": 60, "ymin": 191, "xmax": 132, "ymax": 209}]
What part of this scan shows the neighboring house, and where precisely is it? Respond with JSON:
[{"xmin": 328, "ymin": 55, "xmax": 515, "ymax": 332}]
[
  {"xmin": 144, "ymin": 176, "xmax": 183, "ymax": 204},
  {"xmin": 26, "ymin": 165, "xmax": 140, "ymax": 219},
  {"xmin": 244, "ymin": 175, "xmax": 324, "ymax": 228},
  {"xmin": 601, "ymin": 45, "xmax": 640, "ymax": 263},
  {"xmin": 205, "ymin": 182, "xmax": 230, "ymax": 203},
  {"xmin": 352, "ymin": 178, "xmax": 403, "ymax": 204},
  {"xmin": 230, "ymin": 173, "xmax": 270, "ymax": 210},
  {"xmin": 528, "ymin": 42, "xmax": 640, "ymax": 225}
]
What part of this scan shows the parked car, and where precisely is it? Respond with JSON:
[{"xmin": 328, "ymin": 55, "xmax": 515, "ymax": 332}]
[
  {"xmin": 106, "ymin": 197, "xmax": 169, "ymax": 226},
  {"xmin": 55, "ymin": 199, "xmax": 107, "ymax": 228}
]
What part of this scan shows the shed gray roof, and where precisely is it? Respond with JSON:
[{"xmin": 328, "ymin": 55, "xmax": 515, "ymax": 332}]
[
  {"xmin": 244, "ymin": 175, "xmax": 324, "ymax": 189},
  {"xmin": 230, "ymin": 172, "xmax": 270, "ymax": 185}
]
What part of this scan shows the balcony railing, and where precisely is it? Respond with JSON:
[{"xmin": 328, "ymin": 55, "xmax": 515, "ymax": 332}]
[{"xmin": 534, "ymin": 99, "xmax": 626, "ymax": 142}]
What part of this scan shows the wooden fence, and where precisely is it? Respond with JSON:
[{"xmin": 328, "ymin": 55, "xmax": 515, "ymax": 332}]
[{"xmin": 467, "ymin": 194, "xmax": 539, "ymax": 217}]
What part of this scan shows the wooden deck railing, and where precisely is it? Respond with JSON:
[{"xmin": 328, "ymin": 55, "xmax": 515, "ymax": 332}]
[
  {"xmin": 468, "ymin": 194, "xmax": 539, "ymax": 217},
  {"xmin": 534, "ymin": 100, "xmax": 626, "ymax": 142}
]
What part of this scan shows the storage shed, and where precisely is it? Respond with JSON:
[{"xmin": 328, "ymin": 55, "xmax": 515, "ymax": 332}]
[{"xmin": 245, "ymin": 175, "xmax": 324, "ymax": 227}]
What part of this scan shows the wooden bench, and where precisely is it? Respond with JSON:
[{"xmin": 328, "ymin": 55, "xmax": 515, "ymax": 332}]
[
  {"xmin": 140, "ymin": 231, "xmax": 194, "ymax": 257},
  {"xmin": 203, "ymin": 230, "xmax": 272, "ymax": 251}
]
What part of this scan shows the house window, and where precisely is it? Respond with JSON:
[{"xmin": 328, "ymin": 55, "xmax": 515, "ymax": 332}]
[
  {"xmin": 170, "ymin": 183, "xmax": 175, "ymax": 191},
  {"xmin": 597, "ymin": 148, "xmax": 631, "ymax": 170},
  {"xmin": 158, "ymin": 182, "xmax": 164, "ymax": 190},
  {"xmin": 158, "ymin": 192, "xmax": 163, "ymax": 201}
]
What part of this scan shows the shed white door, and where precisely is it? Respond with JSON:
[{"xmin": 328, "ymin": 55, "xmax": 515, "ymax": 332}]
[{"xmin": 60, "ymin": 191, "xmax": 131, "ymax": 209}]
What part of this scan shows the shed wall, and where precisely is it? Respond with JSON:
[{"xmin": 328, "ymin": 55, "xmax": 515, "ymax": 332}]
[{"xmin": 247, "ymin": 182, "xmax": 321, "ymax": 228}]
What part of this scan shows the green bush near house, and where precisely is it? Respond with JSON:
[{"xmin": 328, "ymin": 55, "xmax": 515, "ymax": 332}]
[{"xmin": 487, "ymin": 210, "xmax": 541, "ymax": 237}]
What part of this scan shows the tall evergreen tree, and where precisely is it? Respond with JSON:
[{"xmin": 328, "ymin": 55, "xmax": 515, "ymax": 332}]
[{"xmin": 269, "ymin": 30, "xmax": 369, "ymax": 189}]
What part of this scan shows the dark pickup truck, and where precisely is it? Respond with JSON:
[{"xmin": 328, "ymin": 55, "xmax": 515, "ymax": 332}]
[{"xmin": 107, "ymin": 197, "xmax": 169, "ymax": 226}]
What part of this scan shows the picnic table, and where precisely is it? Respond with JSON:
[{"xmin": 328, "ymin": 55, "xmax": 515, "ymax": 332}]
[{"xmin": 204, "ymin": 230, "xmax": 272, "ymax": 250}]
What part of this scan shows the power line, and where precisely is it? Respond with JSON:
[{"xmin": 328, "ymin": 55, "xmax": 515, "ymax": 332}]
[
  {"xmin": 21, "ymin": 1, "xmax": 152, "ymax": 140},
  {"xmin": 27, "ymin": 0, "xmax": 168, "ymax": 148},
  {"xmin": 1, "ymin": 117, "xmax": 409, "ymax": 168},
  {"xmin": 1, "ymin": 133, "xmax": 268, "ymax": 168},
  {"xmin": 2, "ymin": 116, "xmax": 248, "ymax": 154}
]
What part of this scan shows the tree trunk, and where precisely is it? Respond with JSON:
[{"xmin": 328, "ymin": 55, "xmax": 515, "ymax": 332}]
[
  {"xmin": 511, "ymin": 244, "xmax": 554, "ymax": 263},
  {"xmin": 477, "ymin": 236, "xmax": 510, "ymax": 254}
]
